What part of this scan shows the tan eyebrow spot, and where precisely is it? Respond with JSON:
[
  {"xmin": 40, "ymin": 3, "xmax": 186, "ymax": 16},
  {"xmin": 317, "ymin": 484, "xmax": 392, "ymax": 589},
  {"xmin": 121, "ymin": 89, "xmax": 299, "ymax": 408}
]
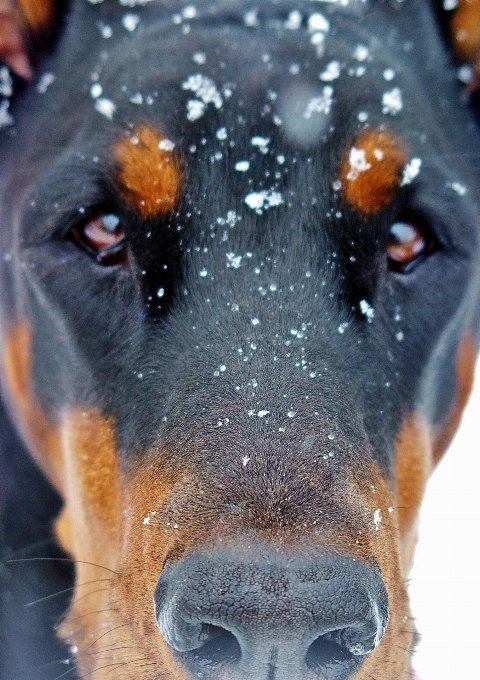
[
  {"xmin": 451, "ymin": 0, "xmax": 480, "ymax": 62},
  {"xmin": 16, "ymin": 0, "xmax": 55, "ymax": 32},
  {"xmin": 114, "ymin": 125, "xmax": 182, "ymax": 219},
  {"xmin": 339, "ymin": 129, "xmax": 409, "ymax": 216}
]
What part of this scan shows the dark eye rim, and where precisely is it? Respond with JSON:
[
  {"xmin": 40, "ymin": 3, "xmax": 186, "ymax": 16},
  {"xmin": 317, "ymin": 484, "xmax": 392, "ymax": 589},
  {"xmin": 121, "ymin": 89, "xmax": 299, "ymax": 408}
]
[
  {"xmin": 387, "ymin": 211, "xmax": 438, "ymax": 275},
  {"xmin": 68, "ymin": 209, "xmax": 128, "ymax": 266}
]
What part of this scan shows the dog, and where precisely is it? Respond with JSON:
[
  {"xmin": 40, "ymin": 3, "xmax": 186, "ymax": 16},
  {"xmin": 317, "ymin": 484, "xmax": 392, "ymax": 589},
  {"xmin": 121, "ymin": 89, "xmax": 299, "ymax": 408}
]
[{"xmin": 1, "ymin": 1, "xmax": 479, "ymax": 678}]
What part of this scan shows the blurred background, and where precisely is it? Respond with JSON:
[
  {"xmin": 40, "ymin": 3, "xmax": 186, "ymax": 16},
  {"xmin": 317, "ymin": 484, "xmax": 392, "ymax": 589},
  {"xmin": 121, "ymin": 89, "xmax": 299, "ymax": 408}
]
[{"xmin": 409, "ymin": 365, "xmax": 479, "ymax": 679}]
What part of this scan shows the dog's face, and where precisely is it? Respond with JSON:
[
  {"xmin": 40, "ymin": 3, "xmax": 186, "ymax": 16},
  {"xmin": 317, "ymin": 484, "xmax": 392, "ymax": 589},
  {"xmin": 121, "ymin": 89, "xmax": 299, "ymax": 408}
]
[{"xmin": 1, "ymin": 1, "xmax": 480, "ymax": 679}]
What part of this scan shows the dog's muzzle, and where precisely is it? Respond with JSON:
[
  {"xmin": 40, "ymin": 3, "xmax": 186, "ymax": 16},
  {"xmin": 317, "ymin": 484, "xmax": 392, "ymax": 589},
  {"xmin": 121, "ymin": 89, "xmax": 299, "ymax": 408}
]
[{"xmin": 154, "ymin": 549, "xmax": 388, "ymax": 680}]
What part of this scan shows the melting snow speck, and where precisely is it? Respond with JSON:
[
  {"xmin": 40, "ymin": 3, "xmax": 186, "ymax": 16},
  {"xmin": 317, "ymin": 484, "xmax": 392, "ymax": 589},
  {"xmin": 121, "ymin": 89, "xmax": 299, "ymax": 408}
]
[
  {"xmin": 251, "ymin": 318, "xmax": 260, "ymax": 326},
  {"xmin": 235, "ymin": 160, "xmax": 250, "ymax": 172},
  {"xmin": 182, "ymin": 74, "xmax": 223, "ymax": 121},
  {"xmin": 119, "ymin": 0, "xmax": 156, "ymax": 6},
  {"xmin": 373, "ymin": 509, "xmax": 382, "ymax": 531},
  {"xmin": 98, "ymin": 22, "xmax": 113, "ymax": 38},
  {"xmin": 94, "ymin": 97, "xmax": 116, "ymax": 119},
  {"xmin": 359, "ymin": 299, "xmax": 375, "ymax": 321},
  {"xmin": 142, "ymin": 510, "xmax": 156, "ymax": 526},
  {"xmin": 122, "ymin": 13, "xmax": 140, "ymax": 31},
  {"xmin": 448, "ymin": 181, "xmax": 467, "ymax": 196},
  {"xmin": 382, "ymin": 87, "xmax": 403, "ymax": 115},
  {"xmin": 242, "ymin": 456, "xmax": 250, "ymax": 467},
  {"xmin": 90, "ymin": 83, "xmax": 103, "ymax": 98},
  {"xmin": 245, "ymin": 189, "xmax": 283, "ymax": 213},
  {"xmin": 320, "ymin": 61, "xmax": 341, "ymax": 82},
  {"xmin": 347, "ymin": 148, "xmax": 371, "ymax": 181},
  {"xmin": 158, "ymin": 138, "xmax": 175, "ymax": 151},
  {"xmin": 353, "ymin": 45, "xmax": 369, "ymax": 62},
  {"xmin": 36, "ymin": 72, "xmax": 56, "ymax": 94},
  {"xmin": 0, "ymin": 67, "xmax": 12, "ymax": 98},
  {"xmin": 308, "ymin": 13, "xmax": 329, "ymax": 34},
  {"xmin": 401, "ymin": 158, "xmax": 422, "ymax": 186},
  {"xmin": 186, "ymin": 100, "xmax": 205, "ymax": 121},
  {"xmin": 226, "ymin": 252, "xmax": 242, "ymax": 269},
  {"xmin": 193, "ymin": 52, "xmax": 207, "ymax": 65},
  {"xmin": 251, "ymin": 136, "xmax": 270, "ymax": 153},
  {"xmin": 199, "ymin": 268, "xmax": 208, "ymax": 278},
  {"xmin": 0, "ymin": 100, "xmax": 13, "ymax": 129},
  {"xmin": 303, "ymin": 86, "xmax": 333, "ymax": 119},
  {"xmin": 285, "ymin": 10, "xmax": 302, "ymax": 30},
  {"xmin": 244, "ymin": 8, "xmax": 259, "ymax": 27}
]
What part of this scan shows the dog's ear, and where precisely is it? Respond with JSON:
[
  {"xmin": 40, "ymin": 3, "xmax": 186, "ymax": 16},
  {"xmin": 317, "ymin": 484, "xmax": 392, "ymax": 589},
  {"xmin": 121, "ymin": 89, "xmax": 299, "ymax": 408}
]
[{"xmin": 0, "ymin": 0, "xmax": 65, "ymax": 80}]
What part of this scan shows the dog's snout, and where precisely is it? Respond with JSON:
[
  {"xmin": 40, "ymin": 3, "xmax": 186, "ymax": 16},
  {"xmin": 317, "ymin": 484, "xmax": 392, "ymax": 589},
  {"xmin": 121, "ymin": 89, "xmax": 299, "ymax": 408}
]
[{"xmin": 154, "ymin": 550, "xmax": 388, "ymax": 680}]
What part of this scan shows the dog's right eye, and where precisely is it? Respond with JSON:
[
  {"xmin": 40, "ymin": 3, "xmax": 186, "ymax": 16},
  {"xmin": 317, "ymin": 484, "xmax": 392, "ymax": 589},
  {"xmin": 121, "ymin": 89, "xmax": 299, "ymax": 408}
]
[
  {"xmin": 69, "ymin": 212, "xmax": 128, "ymax": 265},
  {"xmin": 387, "ymin": 217, "xmax": 435, "ymax": 274}
]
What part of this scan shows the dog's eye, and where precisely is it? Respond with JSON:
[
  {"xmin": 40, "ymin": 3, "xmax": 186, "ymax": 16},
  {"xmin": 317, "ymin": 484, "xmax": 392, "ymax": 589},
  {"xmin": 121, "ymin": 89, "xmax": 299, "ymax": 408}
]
[
  {"xmin": 70, "ymin": 212, "xmax": 128, "ymax": 265},
  {"xmin": 387, "ymin": 219, "xmax": 433, "ymax": 273}
]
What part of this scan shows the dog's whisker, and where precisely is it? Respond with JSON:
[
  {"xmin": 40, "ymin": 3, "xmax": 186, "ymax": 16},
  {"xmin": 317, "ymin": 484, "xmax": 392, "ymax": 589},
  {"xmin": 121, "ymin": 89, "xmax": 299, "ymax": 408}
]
[
  {"xmin": 53, "ymin": 588, "xmax": 112, "ymax": 629},
  {"xmin": 24, "ymin": 578, "xmax": 112, "ymax": 607},
  {"xmin": 60, "ymin": 607, "xmax": 119, "ymax": 625},
  {"xmin": 7, "ymin": 557, "xmax": 122, "ymax": 576}
]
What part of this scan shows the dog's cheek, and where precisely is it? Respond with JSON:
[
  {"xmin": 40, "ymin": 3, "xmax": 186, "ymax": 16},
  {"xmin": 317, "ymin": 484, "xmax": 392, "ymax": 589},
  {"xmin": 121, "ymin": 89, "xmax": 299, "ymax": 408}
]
[
  {"xmin": 432, "ymin": 333, "xmax": 477, "ymax": 465},
  {"xmin": 53, "ymin": 409, "xmax": 123, "ymax": 565},
  {"xmin": 352, "ymin": 463, "xmax": 416, "ymax": 680},
  {"xmin": 2, "ymin": 320, "xmax": 64, "ymax": 488},
  {"xmin": 394, "ymin": 415, "xmax": 432, "ymax": 574},
  {"xmin": 395, "ymin": 333, "xmax": 477, "ymax": 573}
]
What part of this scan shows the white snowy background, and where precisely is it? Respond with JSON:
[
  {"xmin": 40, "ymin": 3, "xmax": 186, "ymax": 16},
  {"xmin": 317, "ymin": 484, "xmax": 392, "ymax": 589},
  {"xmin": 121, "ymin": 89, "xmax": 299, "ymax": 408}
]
[{"xmin": 409, "ymin": 365, "xmax": 480, "ymax": 679}]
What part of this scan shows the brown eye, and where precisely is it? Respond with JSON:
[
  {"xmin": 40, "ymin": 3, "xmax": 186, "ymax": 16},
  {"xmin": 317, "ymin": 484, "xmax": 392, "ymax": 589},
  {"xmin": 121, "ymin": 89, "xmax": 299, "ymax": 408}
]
[
  {"xmin": 387, "ymin": 219, "xmax": 433, "ymax": 273},
  {"xmin": 70, "ymin": 212, "xmax": 128, "ymax": 265}
]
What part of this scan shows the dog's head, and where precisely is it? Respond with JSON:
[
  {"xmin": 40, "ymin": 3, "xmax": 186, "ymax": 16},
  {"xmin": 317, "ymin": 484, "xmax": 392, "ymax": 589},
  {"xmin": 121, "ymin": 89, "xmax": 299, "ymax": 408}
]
[{"xmin": 1, "ymin": 1, "xmax": 480, "ymax": 679}]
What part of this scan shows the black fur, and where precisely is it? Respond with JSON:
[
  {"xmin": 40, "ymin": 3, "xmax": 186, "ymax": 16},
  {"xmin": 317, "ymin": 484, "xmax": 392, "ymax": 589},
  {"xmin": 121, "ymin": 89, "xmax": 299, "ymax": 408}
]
[{"xmin": 1, "ymin": 1, "xmax": 480, "ymax": 678}]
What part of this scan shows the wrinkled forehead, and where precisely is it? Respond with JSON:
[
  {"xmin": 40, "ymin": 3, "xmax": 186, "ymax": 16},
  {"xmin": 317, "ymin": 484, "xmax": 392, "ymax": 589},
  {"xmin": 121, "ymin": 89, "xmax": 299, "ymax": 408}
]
[{"xmin": 83, "ymin": 0, "xmax": 434, "ymax": 151}]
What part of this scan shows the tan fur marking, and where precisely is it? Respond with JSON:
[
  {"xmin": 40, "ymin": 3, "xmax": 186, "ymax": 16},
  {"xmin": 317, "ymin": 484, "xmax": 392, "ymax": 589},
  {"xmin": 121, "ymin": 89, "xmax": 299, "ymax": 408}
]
[
  {"xmin": 59, "ymin": 451, "xmax": 190, "ymax": 680},
  {"xmin": 55, "ymin": 409, "xmax": 122, "ymax": 561},
  {"xmin": 340, "ymin": 129, "xmax": 409, "ymax": 215},
  {"xmin": 451, "ymin": 0, "xmax": 480, "ymax": 62},
  {"xmin": 394, "ymin": 414, "xmax": 432, "ymax": 573},
  {"xmin": 0, "ymin": 0, "xmax": 32, "ymax": 78},
  {"xmin": 115, "ymin": 125, "xmax": 182, "ymax": 219},
  {"xmin": 3, "ymin": 320, "xmax": 64, "ymax": 489},
  {"xmin": 3, "ymin": 322, "xmax": 122, "ymax": 561},
  {"xmin": 16, "ymin": 0, "xmax": 55, "ymax": 33}
]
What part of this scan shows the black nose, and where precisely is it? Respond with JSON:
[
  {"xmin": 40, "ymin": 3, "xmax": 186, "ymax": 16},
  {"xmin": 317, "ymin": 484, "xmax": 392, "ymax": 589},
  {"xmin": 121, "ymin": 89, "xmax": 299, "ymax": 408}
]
[{"xmin": 154, "ymin": 549, "xmax": 388, "ymax": 680}]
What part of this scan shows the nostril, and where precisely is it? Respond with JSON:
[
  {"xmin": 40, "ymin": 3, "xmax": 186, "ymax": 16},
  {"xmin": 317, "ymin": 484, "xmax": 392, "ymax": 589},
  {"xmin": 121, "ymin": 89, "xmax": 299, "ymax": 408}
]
[
  {"xmin": 306, "ymin": 634, "xmax": 353, "ymax": 672},
  {"xmin": 306, "ymin": 622, "xmax": 380, "ymax": 679},
  {"xmin": 189, "ymin": 625, "xmax": 241, "ymax": 668}
]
